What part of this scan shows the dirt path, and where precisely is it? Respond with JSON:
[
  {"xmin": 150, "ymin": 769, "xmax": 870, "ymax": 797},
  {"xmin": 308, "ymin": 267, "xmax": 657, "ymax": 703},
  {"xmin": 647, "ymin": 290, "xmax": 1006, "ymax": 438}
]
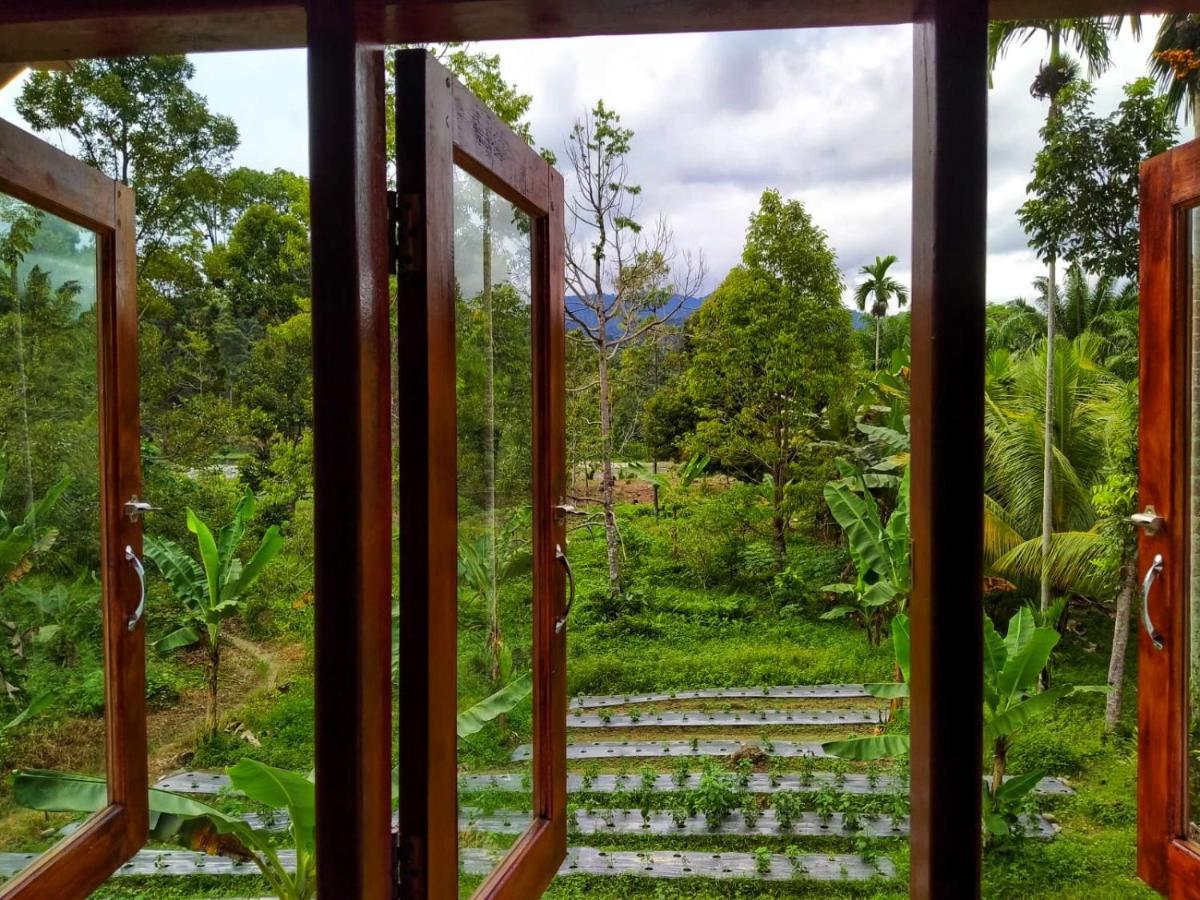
[{"xmin": 143, "ymin": 634, "xmax": 296, "ymax": 779}]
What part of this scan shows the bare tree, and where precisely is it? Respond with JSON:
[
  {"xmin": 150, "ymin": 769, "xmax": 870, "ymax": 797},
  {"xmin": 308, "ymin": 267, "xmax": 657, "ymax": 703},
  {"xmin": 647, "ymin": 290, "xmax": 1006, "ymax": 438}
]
[{"xmin": 564, "ymin": 100, "xmax": 704, "ymax": 594}]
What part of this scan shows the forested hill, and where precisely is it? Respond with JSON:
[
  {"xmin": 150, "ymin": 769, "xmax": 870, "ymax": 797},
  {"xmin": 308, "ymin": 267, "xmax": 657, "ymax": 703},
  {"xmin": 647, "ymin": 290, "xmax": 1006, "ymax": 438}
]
[{"xmin": 565, "ymin": 294, "xmax": 871, "ymax": 334}]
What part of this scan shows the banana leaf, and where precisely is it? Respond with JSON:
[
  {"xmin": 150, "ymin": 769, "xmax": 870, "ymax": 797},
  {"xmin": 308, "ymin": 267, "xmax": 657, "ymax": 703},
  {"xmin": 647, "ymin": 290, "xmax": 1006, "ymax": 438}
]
[
  {"xmin": 153, "ymin": 626, "xmax": 201, "ymax": 654},
  {"xmin": 457, "ymin": 672, "xmax": 532, "ymax": 738},
  {"xmin": 822, "ymin": 734, "xmax": 910, "ymax": 761},
  {"xmin": 985, "ymin": 685, "xmax": 1071, "ymax": 742}
]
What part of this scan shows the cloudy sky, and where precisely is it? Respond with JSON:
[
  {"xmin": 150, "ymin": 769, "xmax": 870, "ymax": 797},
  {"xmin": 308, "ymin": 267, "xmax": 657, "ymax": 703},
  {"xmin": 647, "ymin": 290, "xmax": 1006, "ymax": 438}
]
[{"xmin": 0, "ymin": 20, "xmax": 1182, "ymax": 304}]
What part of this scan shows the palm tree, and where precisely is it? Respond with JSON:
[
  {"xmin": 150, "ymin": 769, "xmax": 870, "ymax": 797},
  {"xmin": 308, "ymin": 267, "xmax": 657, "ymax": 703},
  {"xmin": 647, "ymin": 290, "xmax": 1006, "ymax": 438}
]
[
  {"xmin": 988, "ymin": 17, "xmax": 1114, "ymax": 614},
  {"xmin": 853, "ymin": 255, "xmax": 908, "ymax": 370},
  {"xmin": 1150, "ymin": 15, "xmax": 1200, "ymax": 139},
  {"xmin": 984, "ymin": 334, "xmax": 1110, "ymax": 546},
  {"xmin": 990, "ymin": 376, "xmax": 1137, "ymax": 730}
]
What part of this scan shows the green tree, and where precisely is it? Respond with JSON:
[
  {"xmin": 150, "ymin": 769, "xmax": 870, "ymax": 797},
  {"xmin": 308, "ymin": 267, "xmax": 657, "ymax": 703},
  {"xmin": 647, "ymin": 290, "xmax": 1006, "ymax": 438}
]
[
  {"xmin": 1020, "ymin": 79, "xmax": 1177, "ymax": 283},
  {"xmin": 16, "ymin": 56, "xmax": 239, "ymax": 271},
  {"xmin": 989, "ymin": 17, "xmax": 1115, "ymax": 613},
  {"xmin": 853, "ymin": 255, "xmax": 908, "ymax": 370},
  {"xmin": 686, "ymin": 191, "xmax": 853, "ymax": 567}
]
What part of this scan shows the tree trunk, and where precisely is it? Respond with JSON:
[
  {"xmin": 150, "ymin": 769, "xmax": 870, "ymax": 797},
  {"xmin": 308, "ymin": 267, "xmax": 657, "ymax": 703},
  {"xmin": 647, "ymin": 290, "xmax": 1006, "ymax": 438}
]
[
  {"xmin": 598, "ymin": 347, "xmax": 620, "ymax": 594},
  {"xmin": 206, "ymin": 637, "xmax": 222, "ymax": 738},
  {"xmin": 652, "ymin": 457, "xmax": 660, "ymax": 518},
  {"xmin": 771, "ymin": 460, "xmax": 786, "ymax": 570},
  {"xmin": 874, "ymin": 315, "xmax": 882, "ymax": 370},
  {"xmin": 990, "ymin": 735, "xmax": 1007, "ymax": 801},
  {"xmin": 481, "ymin": 186, "xmax": 503, "ymax": 684},
  {"xmin": 1040, "ymin": 253, "xmax": 1057, "ymax": 615},
  {"xmin": 1104, "ymin": 554, "xmax": 1136, "ymax": 732},
  {"xmin": 9, "ymin": 263, "xmax": 35, "ymax": 512}
]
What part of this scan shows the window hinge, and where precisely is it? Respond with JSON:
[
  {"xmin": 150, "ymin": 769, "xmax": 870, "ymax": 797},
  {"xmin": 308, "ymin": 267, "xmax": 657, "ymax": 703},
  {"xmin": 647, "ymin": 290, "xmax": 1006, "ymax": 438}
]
[
  {"xmin": 388, "ymin": 189, "xmax": 422, "ymax": 274},
  {"xmin": 394, "ymin": 832, "xmax": 421, "ymax": 897}
]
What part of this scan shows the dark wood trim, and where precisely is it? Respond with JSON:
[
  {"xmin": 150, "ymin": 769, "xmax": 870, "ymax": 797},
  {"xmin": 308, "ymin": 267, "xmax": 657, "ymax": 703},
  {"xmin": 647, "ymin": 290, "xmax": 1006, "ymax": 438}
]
[
  {"xmin": 0, "ymin": 119, "xmax": 146, "ymax": 900},
  {"xmin": 0, "ymin": 0, "xmax": 1196, "ymax": 61},
  {"xmin": 908, "ymin": 0, "xmax": 987, "ymax": 897},
  {"xmin": 394, "ymin": 47, "xmax": 566, "ymax": 899},
  {"xmin": 394, "ymin": 48, "xmax": 458, "ymax": 900},
  {"xmin": 306, "ymin": 2, "xmax": 394, "ymax": 898}
]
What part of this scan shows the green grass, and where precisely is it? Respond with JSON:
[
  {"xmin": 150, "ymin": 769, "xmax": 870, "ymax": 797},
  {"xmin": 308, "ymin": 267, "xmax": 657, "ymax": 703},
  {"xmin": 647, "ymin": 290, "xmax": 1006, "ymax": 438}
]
[{"xmin": 0, "ymin": 492, "xmax": 1155, "ymax": 898}]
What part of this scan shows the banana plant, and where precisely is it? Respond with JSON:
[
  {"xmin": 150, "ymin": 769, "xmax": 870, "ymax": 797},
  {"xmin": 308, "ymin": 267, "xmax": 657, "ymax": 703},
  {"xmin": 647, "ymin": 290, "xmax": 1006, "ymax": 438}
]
[
  {"xmin": 981, "ymin": 606, "xmax": 1103, "ymax": 841},
  {"xmin": 824, "ymin": 606, "xmax": 1101, "ymax": 844},
  {"xmin": 144, "ymin": 492, "xmax": 283, "ymax": 738},
  {"xmin": 457, "ymin": 515, "xmax": 531, "ymax": 685},
  {"xmin": 822, "ymin": 613, "xmax": 913, "ymax": 762},
  {"xmin": 0, "ymin": 451, "xmax": 71, "ymax": 699},
  {"xmin": 820, "ymin": 462, "xmax": 910, "ymax": 645},
  {"xmin": 14, "ymin": 759, "xmax": 315, "ymax": 899},
  {"xmin": 0, "ymin": 451, "xmax": 70, "ymax": 587}
]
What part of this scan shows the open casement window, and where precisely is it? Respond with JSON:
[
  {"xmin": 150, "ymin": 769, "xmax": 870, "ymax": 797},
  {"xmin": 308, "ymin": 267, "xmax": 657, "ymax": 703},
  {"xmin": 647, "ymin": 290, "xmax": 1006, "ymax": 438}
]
[
  {"xmin": 393, "ymin": 50, "xmax": 567, "ymax": 898},
  {"xmin": 0, "ymin": 121, "xmax": 147, "ymax": 896},
  {"xmin": 1138, "ymin": 136, "xmax": 1200, "ymax": 897}
]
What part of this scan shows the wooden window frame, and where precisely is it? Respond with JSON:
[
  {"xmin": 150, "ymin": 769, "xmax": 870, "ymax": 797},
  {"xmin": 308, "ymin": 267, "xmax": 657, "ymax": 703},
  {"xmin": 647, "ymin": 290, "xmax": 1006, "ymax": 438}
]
[
  {"xmin": 24, "ymin": 0, "xmax": 1192, "ymax": 895},
  {"xmin": 1136, "ymin": 137, "xmax": 1200, "ymax": 898},
  {"xmin": 0, "ymin": 118, "xmax": 147, "ymax": 899},
  {"xmin": 392, "ymin": 47, "xmax": 567, "ymax": 900}
]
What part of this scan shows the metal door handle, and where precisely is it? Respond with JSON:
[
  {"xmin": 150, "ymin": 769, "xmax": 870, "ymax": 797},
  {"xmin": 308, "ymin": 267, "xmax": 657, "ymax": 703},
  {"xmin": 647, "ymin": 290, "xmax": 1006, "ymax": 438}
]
[
  {"xmin": 1131, "ymin": 506, "xmax": 1165, "ymax": 535},
  {"xmin": 125, "ymin": 545, "xmax": 146, "ymax": 631},
  {"xmin": 554, "ymin": 543, "xmax": 574, "ymax": 634},
  {"xmin": 124, "ymin": 496, "xmax": 160, "ymax": 522},
  {"xmin": 1141, "ymin": 553, "xmax": 1164, "ymax": 651}
]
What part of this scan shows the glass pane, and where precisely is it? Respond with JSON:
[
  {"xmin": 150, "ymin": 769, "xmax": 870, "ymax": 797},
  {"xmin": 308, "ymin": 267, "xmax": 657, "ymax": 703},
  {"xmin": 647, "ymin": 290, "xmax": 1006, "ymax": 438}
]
[
  {"xmin": 0, "ymin": 194, "xmax": 106, "ymax": 867},
  {"xmin": 1191, "ymin": 205, "xmax": 1200, "ymax": 844},
  {"xmin": 453, "ymin": 167, "xmax": 535, "ymax": 891}
]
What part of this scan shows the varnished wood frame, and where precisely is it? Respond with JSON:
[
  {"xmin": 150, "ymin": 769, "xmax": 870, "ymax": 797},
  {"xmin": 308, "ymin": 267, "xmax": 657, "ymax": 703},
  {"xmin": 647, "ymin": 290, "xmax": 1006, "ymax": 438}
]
[
  {"xmin": 0, "ymin": 1, "xmax": 1196, "ymax": 61},
  {"xmin": 1137, "ymin": 137, "xmax": 1200, "ymax": 899},
  {"xmin": 0, "ymin": 0, "xmax": 1021, "ymax": 895},
  {"xmin": 306, "ymin": 3, "xmax": 396, "ymax": 898},
  {"xmin": 393, "ymin": 48, "xmax": 567, "ymax": 900},
  {"xmin": 909, "ymin": 1, "xmax": 987, "ymax": 897},
  {"xmin": 0, "ymin": 118, "xmax": 147, "ymax": 898}
]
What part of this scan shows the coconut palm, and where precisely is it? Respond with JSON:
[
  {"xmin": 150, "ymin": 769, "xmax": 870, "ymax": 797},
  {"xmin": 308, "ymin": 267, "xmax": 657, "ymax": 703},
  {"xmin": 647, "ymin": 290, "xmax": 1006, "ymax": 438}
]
[
  {"xmin": 853, "ymin": 255, "xmax": 908, "ymax": 370},
  {"xmin": 989, "ymin": 17, "xmax": 1115, "ymax": 612},
  {"xmin": 984, "ymin": 334, "xmax": 1112, "ymax": 555},
  {"xmin": 991, "ymin": 376, "xmax": 1137, "ymax": 730}
]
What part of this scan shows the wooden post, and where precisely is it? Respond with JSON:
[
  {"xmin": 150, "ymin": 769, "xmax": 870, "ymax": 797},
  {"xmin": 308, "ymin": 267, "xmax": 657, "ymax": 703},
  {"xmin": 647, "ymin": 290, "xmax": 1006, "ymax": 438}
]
[
  {"xmin": 909, "ymin": 0, "xmax": 987, "ymax": 896},
  {"xmin": 306, "ymin": 2, "xmax": 394, "ymax": 897}
]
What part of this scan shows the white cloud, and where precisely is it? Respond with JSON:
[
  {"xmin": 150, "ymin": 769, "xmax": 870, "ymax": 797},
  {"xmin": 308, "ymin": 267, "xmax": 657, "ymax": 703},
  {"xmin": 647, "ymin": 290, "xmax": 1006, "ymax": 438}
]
[{"xmin": 0, "ymin": 19, "xmax": 1178, "ymax": 305}]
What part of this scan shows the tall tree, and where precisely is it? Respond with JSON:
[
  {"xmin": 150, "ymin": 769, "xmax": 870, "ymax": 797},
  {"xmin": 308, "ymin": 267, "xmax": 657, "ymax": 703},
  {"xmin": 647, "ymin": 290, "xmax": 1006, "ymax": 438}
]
[
  {"xmin": 564, "ymin": 100, "xmax": 704, "ymax": 594},
  {"xmin": 989, "ymin": 17, "xmax": 1114, "ymax": 613},
  {"xmin": 1020, "ymin": 79, "xmax": 1177, "ymax": 283},
  {"xmin": 686, "ymin": 190, "xmax": 854, "ymax": 567},
  {"xmin": 16, "ymin": 56, "xmax": 239, "ymax": 272},
  {"xmin": 853, "ymin": 255, "xmax": 908, "ymax": 370}
]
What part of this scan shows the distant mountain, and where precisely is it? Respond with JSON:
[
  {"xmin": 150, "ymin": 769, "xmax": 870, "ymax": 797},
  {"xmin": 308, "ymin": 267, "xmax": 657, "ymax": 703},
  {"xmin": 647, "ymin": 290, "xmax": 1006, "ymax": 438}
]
[
  {"xmin": 565, "ymin": 294, "xmax": 705, "ymax": 337},
  {"xmin": 564, "ymin": 294, "xmax": 873, "ymax": 335}
]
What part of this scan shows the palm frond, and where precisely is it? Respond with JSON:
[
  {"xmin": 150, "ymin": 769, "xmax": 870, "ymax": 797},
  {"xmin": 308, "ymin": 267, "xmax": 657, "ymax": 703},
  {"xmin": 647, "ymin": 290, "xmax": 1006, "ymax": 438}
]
[{"xmin": 991, "ymin": 529, "xmax": 1112, "ymax": 598}]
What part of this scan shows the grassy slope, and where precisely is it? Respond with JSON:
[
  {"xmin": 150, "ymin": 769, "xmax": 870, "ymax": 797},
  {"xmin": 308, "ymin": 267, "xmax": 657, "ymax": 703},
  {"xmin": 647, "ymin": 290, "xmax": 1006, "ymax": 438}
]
[{"xmin": 34, "ymin": 494, "xmax": 1157, "ymax": 898}]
